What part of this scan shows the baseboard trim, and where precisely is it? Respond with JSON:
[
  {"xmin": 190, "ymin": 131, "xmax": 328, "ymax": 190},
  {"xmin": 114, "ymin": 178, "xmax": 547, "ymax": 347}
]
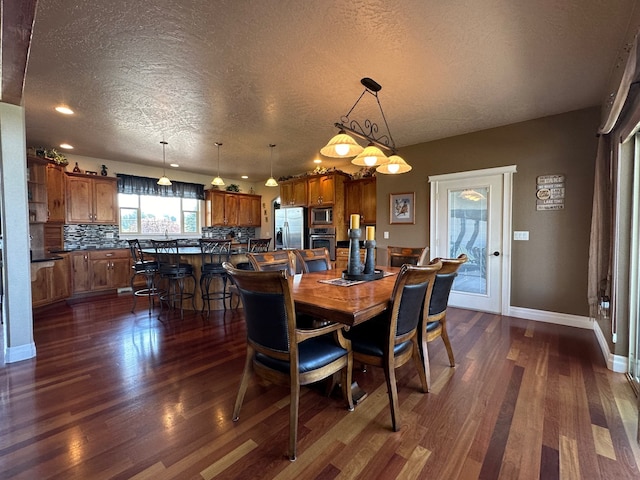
[
  {"xmin": 506, "ymin": 305, "xmax": 627, "ymax": 372},
  {"xmin": 593, "ymin": 320, "xmax": 628, "ymax": 373},
  {"xmin": 506, "ymin": 306, "xmax": 593, "ymax": 329},
  {"xmin": 4, "ymin": 342, "xmax": 37, "ymax": 363}
]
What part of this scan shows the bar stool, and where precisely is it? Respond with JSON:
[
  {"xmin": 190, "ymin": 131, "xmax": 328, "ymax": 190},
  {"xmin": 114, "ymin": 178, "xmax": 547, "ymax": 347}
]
[
  {"xmin": 127, "ymin": 239, "xmax": 160, "ymax": 314},
  {"xmin": 151, "ymin": 239, "xmax": 196, "ymax": 318},
  {"xmin": 199, "ymin": 238, "xmax": 232, "ymax": 313}
]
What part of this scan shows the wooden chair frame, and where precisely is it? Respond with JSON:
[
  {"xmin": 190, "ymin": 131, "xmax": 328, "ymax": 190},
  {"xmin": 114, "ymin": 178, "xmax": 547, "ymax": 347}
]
[
  {"xmin": 224, "ymin": 263, "xmax": 353, "ymax": 461},
  {"xmin": 247, "ymin": 250, "xmax": 297, "ymax": 276},
  {"xmin": 293, "ymin": 247, "xmax": 332, "ymax": 273},
  {"xmin": 387, "ymin": 246, "xmax": 428, "ymax": 267}
]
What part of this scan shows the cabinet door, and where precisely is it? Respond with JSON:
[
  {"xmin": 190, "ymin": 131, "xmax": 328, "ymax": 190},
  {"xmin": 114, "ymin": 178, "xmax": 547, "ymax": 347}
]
[
  {"xmin": 237, "ymin": 196, "xmax": 252, "ymax": 226},
  {"xmin": 346, "ymin": 181, "xmax": 363, "ymax": 220},
  {"xmin": 93, "ymin": 178, "xmax": 118, "ymax": 224},
  {"xmin": 225, "ymin": 194, "xmax": 239, "ymax": 225},
  {"xmin": 280, "ymin": 182, "xmax": 294, "ymax": 206},
  {"xmin": 110, "ymin": 257, "xmax": 132, "ymax": 288},
  {"xmin": 210, "ymin": 191, "xmax": 226, "ymax": 226},
  {"xmin": 66, "ymin": 176, "xmax": 93, "ymax": 223},
  {"xmin": 320, "ymin": 175, "xmax": 335, "ymax": 204},
  {"xmin": 360, "ymin": 178, "xmax": 377, "ymax": 224},
  {"xmin": 51, "ymin": 254, "xmax": 70, "ymax": 300},
  {"xmin": 250, "ymin": 196, "xmax": 261, "ymax": 226},
  {"xmin": 46, "ymin": 164, "xmax": 66, "ymax": 222},
  {"xmin": 91, "ymin": 258, "xmax": 111, "ymax": 290},
  {"xmin": 308, "ymin": 177, "xmax": 321, "ymax": 205},
  {"xmin": 292, "ymin": 180, "xmax": 307, "ymax": 206},
  {"xmin": 31, "ymin": 263, "xmax": 51, "ymax": 307},
  {"xmin": 71, "ymin": 252, "xmax": 91, "ymax": 293}
]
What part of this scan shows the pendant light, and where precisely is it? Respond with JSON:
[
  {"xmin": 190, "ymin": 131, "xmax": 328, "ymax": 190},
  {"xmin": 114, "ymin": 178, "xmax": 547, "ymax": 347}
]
[
  {"xmin": 157, "ymin": 140, "xmax": 172, "ymax": 186},
  {"xmin": 376, "ymin": 154, "xmax": 412, "ymax": 174},
  {"xmin": 265, "ymin": 144, "xmax": 278, "ymax": 187},
  {"xmin": 211, "ymin": 142, "xmax": 225, "ymax": 186}
]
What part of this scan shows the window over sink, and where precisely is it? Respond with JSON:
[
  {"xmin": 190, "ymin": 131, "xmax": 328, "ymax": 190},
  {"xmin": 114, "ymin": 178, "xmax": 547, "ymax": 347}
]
[{"xmin": 118, "ymin": 193, "xmax": 200, "ymax": 235}]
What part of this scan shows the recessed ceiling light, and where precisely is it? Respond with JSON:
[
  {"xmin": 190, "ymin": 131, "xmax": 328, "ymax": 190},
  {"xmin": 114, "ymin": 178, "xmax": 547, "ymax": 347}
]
[
  {"xmin": 241, "ymin": 175, "xmax": 248, "ymax": 179},
  {"xmin": 170, "ymin": 163, "xmax": 179, "ymax": 168},
  {"xmin": 55, "ymin": 106, "xmax": 74, "ymax": 115},
  {"xmin": 313, "ymin": 158, "xmax": 322, "ymax": 164},
  {"xmin": 59, "ymin": 143, "xmax": 74, "ymax": 149}
]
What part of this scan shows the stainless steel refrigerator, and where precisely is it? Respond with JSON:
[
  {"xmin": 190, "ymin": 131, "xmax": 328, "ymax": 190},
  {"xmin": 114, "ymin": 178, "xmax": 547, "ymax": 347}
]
[{"xmin": 274, "ymin": 207, "xmax": 306, "ymax": 250}]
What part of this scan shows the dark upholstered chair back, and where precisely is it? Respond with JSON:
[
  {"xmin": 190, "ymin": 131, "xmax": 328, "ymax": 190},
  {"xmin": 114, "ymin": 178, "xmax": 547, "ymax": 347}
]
[
  {"xmin": 247, "ymin": 250, "xmax": 297, "ymax": 276},
  {"xmin": 428, "ymin": 273, "xmax": 457, "ymax": 316},
  {"xmin": 294, "ymin": 248, "xmax": 332, "ymax": 273},
  {"xmin": 387, "ymin": 246, "xmax": 427, "ymax": 267}
]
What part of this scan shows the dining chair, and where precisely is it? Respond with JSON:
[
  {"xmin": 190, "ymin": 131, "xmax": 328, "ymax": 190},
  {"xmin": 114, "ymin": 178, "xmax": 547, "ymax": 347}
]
[
  {"xmin": 387, "ymin": 246, "xmax": 428, "ymax": 267},
  {"xmin": 198, "ymin": 238, "xmax": 232, "ymax": 313},
  {"xmin": 247, "ymin": 250, "xmax": 298, "ymax": 276},
  {"xmin": 223, "ymin": 262, "xmax": 354, "ymax": 461},
  {"xmin": 127, "ymin": 239, "xmax": 160, "ymax": 314},
  {"xmin": 420, "ymin": 254, "xmax": 468, "ymax": 368},
  {"xmin": 294, "ymin": 247, "xmax": 332, "ymax": 273},
  {"xmin": 247, "ymin": 237, "xmax": 271, "ymax": 253},
  {"xmin": 345, "ymin": 260, "xmax": 442, "ymax": 432},
  {"xmin": 151, "ymin": 239, "xmax": 196, "ymax": 318}
]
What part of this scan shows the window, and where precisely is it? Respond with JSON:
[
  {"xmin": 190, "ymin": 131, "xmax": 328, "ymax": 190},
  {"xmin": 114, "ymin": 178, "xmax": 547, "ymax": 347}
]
[{"xmin": 118, "ymin": 193, "xmax": 200, "ymax": 235}]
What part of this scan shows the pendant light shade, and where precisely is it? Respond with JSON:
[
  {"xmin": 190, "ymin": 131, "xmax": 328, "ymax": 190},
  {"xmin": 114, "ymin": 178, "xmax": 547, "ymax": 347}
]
[
  {"xmin": 376, "ymin": 154, "xmax": 412, "ymax": 174},
  {"xmin": 157, "ymin": 140, "xmax": 172, "ymax": 186},
  {"xmin": 265, "ymin": 144, "xmax": 278, "ymax": 187},
  {"xmin": 351, "ymin": 143, "xmax": 389, "ymax": 167},
  {"xmin": 211, "ymin": 142, "xmax": 225, "ymax": 186},
  {"xmin": 320, "ymin": 130, "xmax": 364, "ymax": 158}
]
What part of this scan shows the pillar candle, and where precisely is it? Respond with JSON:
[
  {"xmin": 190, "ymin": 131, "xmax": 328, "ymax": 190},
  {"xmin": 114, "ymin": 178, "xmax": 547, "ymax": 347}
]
[
  {"xmin": 350, "ymin": 214, "xmax": 360, "ymax": 230},
  {"xmin": 366, "ymin": 226, "xmax": 375, "ymax": 241}
]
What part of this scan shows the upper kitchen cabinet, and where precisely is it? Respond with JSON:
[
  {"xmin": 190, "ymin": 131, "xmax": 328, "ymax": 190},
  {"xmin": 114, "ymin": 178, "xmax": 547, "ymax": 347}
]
[
  {"xmin": 279, "ymin": 177, "xmax": 307, "ymax": 207},
  {"xmin": 65, "ymin": 173, "xmax": 118, "ymax": 224},
  {"xmin": 46, "ymin": 163, "xmax": 66, "ymax": 223},
  {"xmin": 205, "ymin": 190, "xmax": 260, "ymax": 227},
  {"xmin": 307, "ymin": 172, "xmax": 349, "ymax": 206},
  {"xmin": 237, "ymin": 194, "xmax": 261, "ymax": 227},
  {"xmin": 345, "ymin": 177, "xmax": 377, "ymax": 225}
]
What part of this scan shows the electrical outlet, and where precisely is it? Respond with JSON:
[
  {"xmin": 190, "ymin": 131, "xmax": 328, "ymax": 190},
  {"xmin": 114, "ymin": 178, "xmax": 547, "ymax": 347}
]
[
  {"xmin": 105, "ymin": 232, "xmax": 114, "ymax": 239},
  {"xmin": 383, "ymin": 231, "xmax": 389, "ymax": 239}
]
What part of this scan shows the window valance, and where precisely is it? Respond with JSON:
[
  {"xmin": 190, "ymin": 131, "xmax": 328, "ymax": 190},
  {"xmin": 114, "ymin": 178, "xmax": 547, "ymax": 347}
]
[{"xmin": 116, "ymin": 174, "xmax": 205, "ymax": 200}]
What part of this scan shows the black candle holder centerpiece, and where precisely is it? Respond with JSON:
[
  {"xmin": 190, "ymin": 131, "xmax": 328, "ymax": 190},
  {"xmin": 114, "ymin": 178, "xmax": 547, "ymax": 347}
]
[{"xmin": 342, "ymin": 227, "xmax": 383, "ymax": 281}]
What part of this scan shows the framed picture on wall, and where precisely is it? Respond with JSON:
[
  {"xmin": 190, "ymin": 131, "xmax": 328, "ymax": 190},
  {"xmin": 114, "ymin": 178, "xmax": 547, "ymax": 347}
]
[{"xmin": 390, "ymin": 192, "xmax": 415, "ymax": 224}]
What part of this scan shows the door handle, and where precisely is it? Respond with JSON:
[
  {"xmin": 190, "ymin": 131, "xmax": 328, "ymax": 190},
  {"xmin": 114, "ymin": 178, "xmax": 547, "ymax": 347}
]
[{"xmin": 492, "ymin": 251, "xmax": 500, "ymax": 256}]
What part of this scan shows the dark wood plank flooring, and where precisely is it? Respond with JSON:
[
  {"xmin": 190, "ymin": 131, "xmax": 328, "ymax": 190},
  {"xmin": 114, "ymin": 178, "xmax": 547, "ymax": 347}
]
[{"xmin": 1, "ymin": 293, "xmax": 639, "ymax": 479}]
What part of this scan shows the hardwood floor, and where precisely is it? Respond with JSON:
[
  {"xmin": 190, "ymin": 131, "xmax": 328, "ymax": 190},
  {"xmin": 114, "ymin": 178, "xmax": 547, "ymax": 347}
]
[{"xmin": 1, "ymin": 294, "xmax": 639, "ymax": 479}]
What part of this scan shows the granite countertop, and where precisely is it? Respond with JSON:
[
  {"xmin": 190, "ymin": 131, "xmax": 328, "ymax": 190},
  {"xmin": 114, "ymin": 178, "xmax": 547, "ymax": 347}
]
[{"xmin": 31, "ymin": 250, "xmax": 64, "ymax": 263}]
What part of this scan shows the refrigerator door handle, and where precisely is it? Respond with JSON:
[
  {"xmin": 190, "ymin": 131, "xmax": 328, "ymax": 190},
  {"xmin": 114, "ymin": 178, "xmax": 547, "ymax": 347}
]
[{"xmin": 283, "ymin": 221, "xmax": 290, "ymax": 249}]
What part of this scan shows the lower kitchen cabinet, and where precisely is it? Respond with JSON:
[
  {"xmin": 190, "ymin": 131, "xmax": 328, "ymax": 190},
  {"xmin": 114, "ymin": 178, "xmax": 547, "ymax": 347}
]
[
  {"xmin": 70, "ymin": 249, "xmax": 131, "ymax": 295},
  {"xmin": 335, "ymin": 247, "xmax": 375, "ymax": 272},
  {"xmin": 31, "ymin": 254, "xmax": 70, "ymax": 308}
]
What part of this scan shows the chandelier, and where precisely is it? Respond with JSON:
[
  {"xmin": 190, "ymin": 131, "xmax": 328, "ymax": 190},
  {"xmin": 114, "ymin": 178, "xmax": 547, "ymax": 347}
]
[{"xmin": 320, "ymin": 78, "xmax": 411, "ymax": 174}]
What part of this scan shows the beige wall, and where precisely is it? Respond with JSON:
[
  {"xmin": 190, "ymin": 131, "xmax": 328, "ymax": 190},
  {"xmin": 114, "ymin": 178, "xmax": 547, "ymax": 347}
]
[{"xmin": 376, "ymin": 107, "xmax": 599, "ymax": 317}]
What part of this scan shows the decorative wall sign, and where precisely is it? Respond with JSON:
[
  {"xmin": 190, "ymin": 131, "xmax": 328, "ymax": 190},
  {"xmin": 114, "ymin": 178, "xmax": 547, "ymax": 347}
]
[{"xmin": 536, "ymin": 174, "xmax": 565, "ymax": 211}]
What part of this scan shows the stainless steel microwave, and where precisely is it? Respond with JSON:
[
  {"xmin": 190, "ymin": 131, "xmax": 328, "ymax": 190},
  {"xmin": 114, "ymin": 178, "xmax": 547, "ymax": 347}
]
[{"xmin": 311, "ymin": 207, "xmax": 333, "ymax": 225}]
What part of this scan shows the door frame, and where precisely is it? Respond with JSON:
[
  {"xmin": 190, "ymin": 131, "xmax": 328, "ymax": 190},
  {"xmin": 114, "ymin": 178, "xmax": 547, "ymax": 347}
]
[{"xmin": 429, "ymin": 165, "xmax": 516, "ymax": 314}]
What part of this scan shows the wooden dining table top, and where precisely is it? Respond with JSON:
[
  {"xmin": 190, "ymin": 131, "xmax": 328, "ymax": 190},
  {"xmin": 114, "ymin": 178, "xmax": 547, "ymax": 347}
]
[{"xmin": 290, "ymin": 266, "xmax": 400, "ymax": 327}]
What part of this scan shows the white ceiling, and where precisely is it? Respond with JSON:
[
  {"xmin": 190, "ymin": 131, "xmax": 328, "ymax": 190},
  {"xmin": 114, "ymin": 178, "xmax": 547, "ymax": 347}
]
[{"xmin": 23, "ymin": 0, "xmax": 639, "ymax": 181}]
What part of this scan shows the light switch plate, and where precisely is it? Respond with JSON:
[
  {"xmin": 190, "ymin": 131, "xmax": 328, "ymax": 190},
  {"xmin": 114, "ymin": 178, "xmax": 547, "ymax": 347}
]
[
  {"xmin": 513, "ymin": 231, "xmax": 529, "ymax": 241},
  {"xmin": 383, "ymin": 231, "xmax": 389, "ymax": 239}
]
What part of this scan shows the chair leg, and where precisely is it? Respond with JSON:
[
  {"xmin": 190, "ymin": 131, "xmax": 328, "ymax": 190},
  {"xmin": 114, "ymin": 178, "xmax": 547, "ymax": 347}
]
[
  {"xmin": 384, "ymin": 356, "xmax": 401, "ymax": 432},
  {"xmin": 233, "ymin": 346, "xmax": 255, "ymax": 422},
  {"xmin": 130, "ymin": 274, "xmax": 138, "ymax": 312},
  {"xmin": 342, "ymin": 354, "xmax": 354, "ymax": 411},
  {"xmin": 289, "ymin": 381, "xmax": 300, "ymax": 461},
  {"xmin": 440, "ymin": 317, "xmax": 455, "ymax": 367},
  {"xmin": 413, "ymin": 339, "xmax": 430, "ymax": 393}
]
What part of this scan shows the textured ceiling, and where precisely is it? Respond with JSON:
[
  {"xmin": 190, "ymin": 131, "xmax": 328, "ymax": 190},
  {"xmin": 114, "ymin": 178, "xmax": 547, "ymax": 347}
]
[{"xmin": 23, "ymin": 0, "xmax": 639, "ymax": 181}]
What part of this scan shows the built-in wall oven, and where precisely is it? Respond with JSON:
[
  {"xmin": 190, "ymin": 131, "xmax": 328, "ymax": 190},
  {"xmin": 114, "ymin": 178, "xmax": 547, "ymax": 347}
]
[{"xmin": 308, "ymin": 226, "xmax": 336, "ymax": 261}]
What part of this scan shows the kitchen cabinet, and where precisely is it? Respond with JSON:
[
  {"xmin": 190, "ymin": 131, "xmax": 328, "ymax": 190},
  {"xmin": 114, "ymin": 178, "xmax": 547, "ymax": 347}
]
[
  {"xmin": 31, "ymin": 254, "xmax": 71, "ymax": 308},
  {"xmin": 346, "ymin": 177, "xmax": 377, "ymax": 225},
  {"xmin": 65, "ymin": 173, "xmax": 118, "ymax": 224},
  {"xmin": 237, "ymin": 194, "xmax": 261, "ymax": 226},
  {"xmin": 46, "ymin": 163, "xmax": 66, "ymax": 222},
  {"xmin": 206, "ymin": 190, "xmax": 261, "ymax": 227},
  {"xmin": 308, "ymin": 174, "xmax": 336, "ymax": 205},
  {"xmin": 279, "ymin": 178, "xmax": 307, "ymax": 207},
  {"xmin": 70, "ymin": 249, "xmax": 131, "ymax": 294}
]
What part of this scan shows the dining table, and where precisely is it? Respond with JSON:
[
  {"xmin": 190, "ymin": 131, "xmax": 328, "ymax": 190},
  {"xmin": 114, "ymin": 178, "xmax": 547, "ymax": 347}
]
[{"xmin": 290, "ymin": 266, "xmax": 400, "ymax": 404}]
